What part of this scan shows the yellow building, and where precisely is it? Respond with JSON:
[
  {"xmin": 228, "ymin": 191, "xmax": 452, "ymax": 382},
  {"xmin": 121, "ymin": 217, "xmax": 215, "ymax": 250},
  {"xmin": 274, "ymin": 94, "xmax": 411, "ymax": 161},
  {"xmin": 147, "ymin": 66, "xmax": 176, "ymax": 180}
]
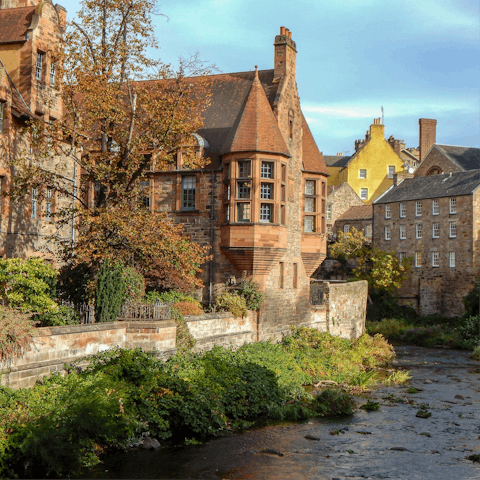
[{"xmin": 324, "ymin": 119, "xmax": 405, "ymax": 204}]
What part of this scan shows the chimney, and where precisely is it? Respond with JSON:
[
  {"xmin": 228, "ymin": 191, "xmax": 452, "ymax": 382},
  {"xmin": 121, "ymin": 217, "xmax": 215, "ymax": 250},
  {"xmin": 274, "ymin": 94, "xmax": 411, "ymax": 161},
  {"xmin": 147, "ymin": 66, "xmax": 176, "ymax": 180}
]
[
  {"xmin": 274, "ymin": 26, "xmax": 297, "ymax": 80},
  {"xmin": 336, "ymin": 152, "xmax": 343, "ymax": 156},
  {"xmin": 419, "ymin": 118, "xmax": 437, "ymax": 161}
]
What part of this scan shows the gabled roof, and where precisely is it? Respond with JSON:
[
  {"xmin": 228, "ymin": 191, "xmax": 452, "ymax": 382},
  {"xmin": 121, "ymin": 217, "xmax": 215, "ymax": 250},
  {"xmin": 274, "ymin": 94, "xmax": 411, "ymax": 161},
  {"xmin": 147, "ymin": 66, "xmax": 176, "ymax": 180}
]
[
  {"xmin": 336, "ymin": 205, "xmax": 373, "ymax": 221},
  {"xmin": 220, "ymin": 69, "xmax": 289, "ymax": 157},
  {"xmin": 324, "ymin": 155, "xmax": 351, "ymax": 168},
  {"xmin": 374, "ymin": 169, "xmax": 480, "ymax": 204},
  {"xmin": 301, "ymin": 117, "xmax": 328, "ymax": 174},
  {"xmin": 0, "ymin": 6, "xmax": 36, "ymax": 44},
  {"xmin": 433, "ymin": 144, "xmax": 480, "ymax": 171}
]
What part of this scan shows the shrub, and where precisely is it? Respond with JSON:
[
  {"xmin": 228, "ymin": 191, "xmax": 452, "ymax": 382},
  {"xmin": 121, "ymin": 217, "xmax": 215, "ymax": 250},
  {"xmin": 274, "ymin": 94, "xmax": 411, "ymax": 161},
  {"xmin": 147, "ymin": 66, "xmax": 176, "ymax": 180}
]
[
  {"xmin": 123, "ymin": 266, "xmax": 145, "ymax": 302},
  {"xmin": 0, "ymin": 306, "xmax": 35, "ymax": 361},
  {"xmin": 215, "ymin": 291, "xmax": 247, "ymax": 318},
  {"xmin": 35, "ymin": 305, "xmax": 80, "ymax": 327},
  {"xmin": 173, "ymin": 301, "xmax": 203, "ymax": 316},
  {"xmin": 453, "ymin": 315, "xmax": 480, "ymax": 350},
  {"xmin": 235, "ymin": 272, "xmax": 266, "ymax": 310},
  {"xmin": 472, "ymin": 346, "xmax": 480, "ymax": 361},
  {"xmin": 314, "ymin": 389, "xmax": 355, "ymax": 416},
  {"xmin": 95, "ymin": 260, "xmax": 126, "ymax": 323}
]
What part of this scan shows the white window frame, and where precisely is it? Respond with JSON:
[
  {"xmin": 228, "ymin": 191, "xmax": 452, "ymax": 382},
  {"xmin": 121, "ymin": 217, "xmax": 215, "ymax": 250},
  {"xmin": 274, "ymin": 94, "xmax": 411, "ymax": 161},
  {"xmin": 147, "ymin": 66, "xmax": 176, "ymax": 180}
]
[
  {"xmin": 432, "ymin": 199, "xmax": 439, "ymax": 215},
  {"xmin": 388, "ymin": 165, "xmax": 395, "ymax": 179},
  {"xmin": 365, "ymin": 224, "xmax": 372, "ymax": 238},
  {"xmin": 344, "ymin": 224, "xmax": 350, "ymax": 234},
  {"xmin": 432, "ymin": 223, "xmax": 440, "ymax": 238},
  {"xmin": 181, "ymin": 176, "xmax": 196, "ymax": 211},
  {"xmin": 385, "ymin": 204, "xmax": 391, "ymax": 219},
  {"xmin": 50, "ymin": 62, "xmax": 56, "ymax": 86},
  {"xmin": 35, "ymin": 52, "xmax": 44, "ymax": 81},
  {"xmin": 449, "ymin": 251, "xmax": 456, "ymax": 268},
  {"xmin": 415, "ymin": 201, "xmax": 422, "ymax": 216},
  {"xmin": 399, "ymin": 252, "xmax": 407, "ymax": 263},
  {"xmin": 385, "ymin": 226, "xmax": 391, "ymax": 240},
  {"xmin": 449, "ymin": 222, "xmax": 457, "ymax": 238},
  {"xmin": 415, "ymin": 251, "xmax": 422, "ymax": 267},
  {"xmin": 415, "ymin": 223, "xmax": 422, "ymax": 239},
  {"xmin": 399, "ymin": 225, "xmax": 406, "ymax": 239},
  {"xmin": 359, "ymin": 168, "xmax": 367, "ymax": 179},
  {"xmin": 360, "ymin": 188, "xmax": 368, "ymax": 200},
  {"xmin": 432, "ymin": 251, "xmax": 440, "ymax": 267},
  {"xmin": 31, "ymin": 188, "xmax": 38, "ymax": 219},
  {"xmin": 449, "ymin": 197, "xmax": 457, "ymax": 214},
  {"xmin": 326, "ymin": 204, "xmax": 332, "ymax": 220},
  {"xmin": 400, "ymin": 203, "xmax": 406, "ymax": 218},
  {"xmin": 45, "ymin": 188, "xmax": 53, "ymax": 219},
  {"xmin": 304, "ymin": 215, "xmax": 315, "ymax": 232}
]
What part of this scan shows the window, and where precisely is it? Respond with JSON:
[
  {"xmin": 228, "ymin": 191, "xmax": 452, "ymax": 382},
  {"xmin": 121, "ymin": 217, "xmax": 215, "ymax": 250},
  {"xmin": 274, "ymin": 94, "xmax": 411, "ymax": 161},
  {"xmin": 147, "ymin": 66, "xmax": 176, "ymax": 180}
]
[
  {"xmin": 359, "ymin": 169, "xmax": 367, "ymax": 179},
  {"xmin": 399, "ymin": 225, "xmax": 406, "ymax": 239},
  {"xmin": 305, "ymin": 216, "xmax": 315, "ymax": 232},
  {"xmin": 359, "ymin": 188, "xmax": 368, "ymax": 200},
  {"xmin": 0, "ymin": 102, "xmax": 4, "ymax": 134},
  {"xmin": 181, "ymin": 176, "xmax": 195, "ymax": 210},
  {"xmin": 432, "ymin": 199, "xmax": 439, "ymax": 215},
  {"xmin": 388, "ymin": 165, "xmax": 395, "ymax": 179},
  {"xmin": 140, "ymin": 180, "xmax": 150, "ymax": 207},
  {"xmin": 432, "ymin": 251, "xmax": 440, "ymax": 267},
  {"xmin": 45, "ymin": 188, "xmax": 53, "ymax": 219},
  {"xmin": 260, "ymin": 183, "xmax": 273, "ymax": 200},
  {"xmin": 399, "ymin": 252, "xmax": 407, "ymax": 263},
  {"xmin": 237, "ymin": 203, "xmax": 251, "ymax": 222},
  {"xmin": 279, "ymin": 262, "xmax": 284, "ymax": 289},
  {"xmin": 449, "ymin": 251, "xmax": 456, "ymax": 268},
  {"xmin": 304, "ymin": 197, "xmax": 315, "ymax": 212},
  {"xmin": 237, "ymin": 180, "xmax": 251, "ymax": 199},
  {"xmin": 449, "ymin": 197, "xmax": 457, "ymax": 214},
  {"xmin": 281, "ymin": 184, "xmax": 286, "ymax": 202},
  {"xmin": 385, "ymin": 204, "xmax": 391, "ymax": 219},
  {"xmin": 260, "ymin": 203, "xmax": 273, "ymax": 223},
  {"xmin": 293, "ymin": 263, "xmax": 298, "ymax": 289},
  {"xmin": 280, "ymin": 205, "xmax": 285, "ymax": 225},
  {"xmin": 415, "ymin": 223, "xmax": 422, "ymax": 239},
  {"xmin": 238, "ymin": 160, "xmax": 251, "ymax": 178},
  {"xmin": 281, "ymin": 164, "xmax": 286, "ymax": 182},
  {"xmin": 415, "ymin": 251, "xmax": 422, "ymax": 267},
  {"xmin": 31, "ymin": 188, "xmax": 38, "ymax": 218},
  {"xmin": 226, "ymin": 184, "xmax": 230, "ymax": 201},
  {"xmin": 344, "ymin": 224, "xmax": 351, "ymax": 234},
  {"xmin": 326, "ymin": 204, "xmax": 332, "ymax": 220},
  {"xmin": 400, "ymin": 203, "xmax": 406, "ymax": 218},
  {"xmin": 432, "ymin": 223, "xmax": 439, "ymax": 238},
  {"xmin": 449, "ymin": 222, "xmax": 457, "ymax": 238},
  {"xmin": 385, "ymin": 226, "xmax": 391, "ymax": 240},
  {"xmin": 35, "ymin": 52, "xmax": 44, "ymax": 81},
  {"xmin": 365, "ymin": 224, "xmax": 372, "ymax": 238},
  {"xmin": 305, "ymin": 180, "xmax": 315, "ymax": 195},
  {"xmin": 261, "ymin": 162, "xmax": 274, "ymax": 179},
  {"xmin": 415, "ymin": 201, "xmax": 422, "ymax": 216},
  {"xmin": 50, "ymin": 62, "xmax": 56, "ymax": 86}
]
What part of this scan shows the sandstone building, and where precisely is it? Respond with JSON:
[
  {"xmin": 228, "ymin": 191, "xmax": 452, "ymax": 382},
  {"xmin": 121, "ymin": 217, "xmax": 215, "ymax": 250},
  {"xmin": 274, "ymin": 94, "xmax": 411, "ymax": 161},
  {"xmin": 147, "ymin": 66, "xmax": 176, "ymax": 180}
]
[
  {"xmin": 373, "ymin": 169, "xmax": 480, "ymax": 316},
  {"xmin": 0, "ymin": 0, "xmax": 75, "ymax": 260},
  {"xmin": 149, "ymin": 28, "xmax": 329, "ymax": 337}
]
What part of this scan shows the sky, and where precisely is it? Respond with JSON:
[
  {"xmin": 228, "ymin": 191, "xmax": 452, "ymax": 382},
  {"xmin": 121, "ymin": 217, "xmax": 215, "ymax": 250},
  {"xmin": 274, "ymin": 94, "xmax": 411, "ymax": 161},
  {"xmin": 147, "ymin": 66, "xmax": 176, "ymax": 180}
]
[{"xmin": 58, "ymin": 0, "xmax": 479, "ymax": 155}]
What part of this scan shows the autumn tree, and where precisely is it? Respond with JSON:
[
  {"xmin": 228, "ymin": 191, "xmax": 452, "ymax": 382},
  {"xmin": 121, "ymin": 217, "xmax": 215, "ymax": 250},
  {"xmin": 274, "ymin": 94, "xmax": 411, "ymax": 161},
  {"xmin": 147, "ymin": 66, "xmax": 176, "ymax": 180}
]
[
  {"xmin": 329, "ymin": 227, "xmax": 411, "ymax": 293},
  {"xmin": 8, "ymin": 0, "xmax": 213, "ymax": 291}
]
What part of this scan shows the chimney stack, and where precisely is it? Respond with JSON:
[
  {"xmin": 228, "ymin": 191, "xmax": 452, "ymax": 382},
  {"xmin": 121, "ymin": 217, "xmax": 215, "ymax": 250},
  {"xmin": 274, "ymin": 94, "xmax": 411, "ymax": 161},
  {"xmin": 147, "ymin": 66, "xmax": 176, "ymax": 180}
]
[
  {"xmin": 419, "ymin": 118, "xmax": 437, "ymax": 161},
  {"xmin": 274, "ymin": 26, "xmax": 297, "ymax": 80}
]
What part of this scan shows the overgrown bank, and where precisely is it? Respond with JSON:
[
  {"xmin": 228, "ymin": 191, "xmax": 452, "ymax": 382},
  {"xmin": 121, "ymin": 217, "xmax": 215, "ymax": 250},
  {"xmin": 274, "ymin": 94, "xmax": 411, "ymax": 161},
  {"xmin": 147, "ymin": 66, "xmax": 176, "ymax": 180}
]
[{"xmin": 0, "ymin": 328, "xmax": 396, "ymax": 478}]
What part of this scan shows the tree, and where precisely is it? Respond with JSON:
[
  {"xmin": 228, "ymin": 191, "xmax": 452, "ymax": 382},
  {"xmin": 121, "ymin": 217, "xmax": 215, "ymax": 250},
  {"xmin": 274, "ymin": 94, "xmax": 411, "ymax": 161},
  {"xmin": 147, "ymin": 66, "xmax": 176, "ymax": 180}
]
[
  {"xmin": 8, "ymin": 0, "xmax": 212, "ymax": 291},
  {"xmin": 329, "ymin": 227, "xmax": 411, "ymax": 293}
]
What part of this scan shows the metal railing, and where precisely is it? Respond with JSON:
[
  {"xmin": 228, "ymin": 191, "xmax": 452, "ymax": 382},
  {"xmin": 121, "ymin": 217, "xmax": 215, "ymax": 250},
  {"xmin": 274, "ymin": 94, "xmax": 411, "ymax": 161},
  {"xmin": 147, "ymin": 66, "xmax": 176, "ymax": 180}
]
[{"xmin": 117, "ymin": 301, "xmax": 171, "ymax": 321}]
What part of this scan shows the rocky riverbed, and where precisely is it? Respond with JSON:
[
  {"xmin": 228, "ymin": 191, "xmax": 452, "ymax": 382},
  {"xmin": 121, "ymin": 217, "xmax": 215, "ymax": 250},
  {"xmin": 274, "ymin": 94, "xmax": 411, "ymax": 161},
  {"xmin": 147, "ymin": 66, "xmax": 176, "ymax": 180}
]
[{"xmin": 83, "ymin": 346, "xmax": 480, "ymax": 479}]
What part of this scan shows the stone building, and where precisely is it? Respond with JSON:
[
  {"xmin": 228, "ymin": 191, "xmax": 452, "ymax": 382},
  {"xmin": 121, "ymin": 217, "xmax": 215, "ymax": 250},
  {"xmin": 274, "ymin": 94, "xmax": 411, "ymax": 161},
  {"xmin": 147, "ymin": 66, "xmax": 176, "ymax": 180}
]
[
  {"xmin": 333, "ymin": 205, "xmax": 373, "ymax": 241},
  {"xmin": 149, "ymin": 27, "xmax": 329, "ymax": 338},
  {"xmin": 373, "ymin": 169, "xmax": 480, "ymax": 316},
  {"xmin": 0, "ymin": 0, "xmax": 75, "ymax": 260},
  {"xmin": 325, "ymin": 119, "xmax": 405, "ymax": 204}
]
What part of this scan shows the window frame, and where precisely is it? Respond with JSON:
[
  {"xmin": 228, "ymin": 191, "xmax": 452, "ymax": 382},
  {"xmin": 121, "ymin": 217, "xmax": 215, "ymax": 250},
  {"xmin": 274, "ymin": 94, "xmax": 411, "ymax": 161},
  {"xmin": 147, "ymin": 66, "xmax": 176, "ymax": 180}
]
[
  {"xmin": 344, "ymin": 224, "xmax": 351, "ymax": 234},
  {"xmin": 388, "ymin": 165, "xmax": 395, "ymax": 179},
  {"xmin": 432, "ymin": 199, "xmax": 439, "ymax": 215},
  {"xmin": 360, "ymin": 188, "xmax": 368, "ymax": 200},
  {"xmin": 304, "ymin": 215, "xmax": 315, "ymax": 232},
  {"xmin": 432, "ymin": 222, "xmax": 439, "ymax": 238},
  {"xmin": 385, "ymin": 204, "xmax": 391, "ymax": 219},
  {"xmin": 385, "ymin": 226, "xmax": 391, "ymax": 240},
  {"xmin": 31, "ymin": 188, "xmax": 38, "ymax": 219},
  {"xmin": 236, "ymin": 202, "xmax": 251, "ymax": 223},
  {"xmin": 415, "ymin": 251, "xmax": 422, "ymax": 267},
  {"xmin": 365, "ymin": 224, "xmax": 372, "ymax": 238},
  {"xmin": 399, "ymin": 225, "xmax": 406, "ymax": 239},
  {"xmin": 181, "ymin": 175, "xmax": 196, "ymax": 211},
  {"xmin": 400, "ymin": 203, "xmax": 406, "ymax": 218},
  {"xmin": 326, "ymin": 204, "xmax": 332, "ymax": 220},
  {"xmin": 415, "ymin": 201, "xmax": 422, "ymax": 216},
  {"xmin": 35, "ymin": 52, "xmax": 44, "ymax": 81},
  {"xmin": 415, "ymin": 223, "xmax": 422, "ymax": 239},
  {"xmin": 259, "ymin": 203, "xmax": 274, "ymax": 223},
  {"xmin": 359, "ymin": 168, "xmax": 367, "ymax": 179},
  {"xmin": 449, "ymin": 251, "xmax": 456, "ymax": 268},
  {"xmin": 449, "ymin": 222, "xmax": 457, "ymax": 238},
  {"xmin": 449, "ymin": 197, "xmax": 457, "ymax": 214},
  {"xmin": 261, "ymin": 161, "xmax": 274, "ymax": 179},
  {"xmin": 432, "ymin": 251, "xmax": 440, "ymax": 267}
]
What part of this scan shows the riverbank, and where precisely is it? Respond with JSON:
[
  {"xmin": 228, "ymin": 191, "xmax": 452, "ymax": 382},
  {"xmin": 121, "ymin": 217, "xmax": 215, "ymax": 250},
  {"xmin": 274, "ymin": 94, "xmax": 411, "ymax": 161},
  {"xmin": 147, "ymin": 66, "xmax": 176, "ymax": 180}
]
[{"xmin": 80, "ymin": 346, "xmax": 480, "ymax": 480}]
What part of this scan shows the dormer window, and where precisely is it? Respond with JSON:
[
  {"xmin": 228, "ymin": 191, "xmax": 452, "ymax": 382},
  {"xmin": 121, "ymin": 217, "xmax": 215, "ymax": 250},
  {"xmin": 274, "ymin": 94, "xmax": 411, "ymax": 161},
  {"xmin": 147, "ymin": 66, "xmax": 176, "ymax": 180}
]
[{"xmin": 36, "ymin": 52, "xmax": 44, "ymax": 81}]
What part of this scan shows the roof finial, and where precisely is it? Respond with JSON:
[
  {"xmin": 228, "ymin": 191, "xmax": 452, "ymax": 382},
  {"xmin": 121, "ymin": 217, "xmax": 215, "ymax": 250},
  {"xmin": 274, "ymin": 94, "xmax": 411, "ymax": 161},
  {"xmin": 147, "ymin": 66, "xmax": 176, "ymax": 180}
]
[{"xmin": 254, "ymin": 65, "xmax": 259, "ymax": 79}]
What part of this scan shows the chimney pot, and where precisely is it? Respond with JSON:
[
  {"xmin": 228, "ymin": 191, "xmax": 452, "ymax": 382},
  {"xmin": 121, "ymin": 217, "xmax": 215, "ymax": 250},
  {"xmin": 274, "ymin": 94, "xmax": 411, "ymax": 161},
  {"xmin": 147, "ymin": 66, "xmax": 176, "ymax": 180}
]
[{"xmin": 280, "ymin": 26, "xmax": 286, "ymax": 35}]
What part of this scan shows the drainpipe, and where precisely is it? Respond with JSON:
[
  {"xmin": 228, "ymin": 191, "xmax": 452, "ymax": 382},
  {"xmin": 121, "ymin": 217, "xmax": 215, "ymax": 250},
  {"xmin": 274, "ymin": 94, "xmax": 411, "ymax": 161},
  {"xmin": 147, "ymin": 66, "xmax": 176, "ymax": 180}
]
[{"xmin": 208, "ymin": 170, "xmax": 215, "ymax": 305}]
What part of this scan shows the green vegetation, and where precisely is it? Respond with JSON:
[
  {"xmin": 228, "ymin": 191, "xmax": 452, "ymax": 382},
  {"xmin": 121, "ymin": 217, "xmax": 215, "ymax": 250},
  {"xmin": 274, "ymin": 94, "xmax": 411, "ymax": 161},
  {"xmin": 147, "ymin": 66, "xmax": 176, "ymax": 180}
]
[
  {"xmin": 215, "ymin": 291, "xmax": 248, "ymax": 318},
  {"xmin": 0, "ymin": 306, "xmax": 35, "ymax": 361},
  {"xmin": 0, "ymin": 328, "xmax": 395, "ymax": 478},
  {"xmin": 95, "ymin": 260, "xmax": 127, "ymax": 323},
  {"xmin": 360, "ymin": 400, "xmax": 380, "ymax": 411}
]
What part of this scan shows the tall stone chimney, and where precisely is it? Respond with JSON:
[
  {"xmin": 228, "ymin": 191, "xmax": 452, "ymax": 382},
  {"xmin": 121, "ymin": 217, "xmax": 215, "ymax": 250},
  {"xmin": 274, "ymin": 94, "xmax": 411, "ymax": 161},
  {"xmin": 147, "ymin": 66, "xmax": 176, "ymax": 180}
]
[
  {"xmin": 419, "ymin": 118, "xmax": 437, "ymax": 161},
  {"xmin": 274, "ymin": 26, "xmax": 297, "ymax": 81}
]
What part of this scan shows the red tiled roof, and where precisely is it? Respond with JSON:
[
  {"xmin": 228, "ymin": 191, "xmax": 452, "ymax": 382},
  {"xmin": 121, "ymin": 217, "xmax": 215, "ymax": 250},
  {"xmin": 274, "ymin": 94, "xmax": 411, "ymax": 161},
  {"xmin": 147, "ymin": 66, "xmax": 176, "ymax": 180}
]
[
  {"xmin": 0, "ymin": 6, "xmax": 35, "ymax": 44},
  {"xmin": 301, "ymin": 117, "xmax": 328, "ymax": 174},
  {"xmin": 336, "ymin": 205, "xmax": 373, "ymax": 221},
  {"xmin": 220, "ymin": 69, "xmax": 289, "ymax": 157}
]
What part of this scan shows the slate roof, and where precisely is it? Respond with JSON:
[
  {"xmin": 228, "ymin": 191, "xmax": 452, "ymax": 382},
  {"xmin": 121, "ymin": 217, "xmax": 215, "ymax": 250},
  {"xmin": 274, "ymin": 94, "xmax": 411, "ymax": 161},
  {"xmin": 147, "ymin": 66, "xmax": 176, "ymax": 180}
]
[
  {"xmin": 336, "ymin": 205, "xmax": 373, "ymax": 221},
  {"xmin": 0, "ymin": 6, "xmax": 35, "ymax": 44},
  {"xmin": 374, "ymin": 169, "xmax": 480, "ymax": 204},
  {"xmin": 220, "ymin": 69, "xmax": 290, "ymax": 158},
  {"xmin": 324, "ymin": 155, "xmax": 351, "ymax": 168},
  {"xmin": 433, "ymin": 144, "xmax": 480, "ymax": 171}
]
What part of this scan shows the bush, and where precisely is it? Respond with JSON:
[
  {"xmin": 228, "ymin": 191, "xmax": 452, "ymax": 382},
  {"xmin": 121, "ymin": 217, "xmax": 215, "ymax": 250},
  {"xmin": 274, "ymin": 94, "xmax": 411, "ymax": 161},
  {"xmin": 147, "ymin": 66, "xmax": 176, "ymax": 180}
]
[
  {"xmin": 235, "ymin": 272, "xmax": 266, "ymax": 310},
  {"xmin": 0, "ymin": 306, "xmax": 35, "ymax": 361},
  {"xmin": 215, "ymin": 291, "xmax": 248, "ymax": 318},
  {"xmin": 314, "ymin": 389, "xmax": 355, "ymax": 416},
  {"xmin": 35, "ymin": 305, "xmax": 80, "ymax": 327},
  {"xmin": 95, "ymin": 260, "xmax": 126, "ymax": 323},
  {"xmin": 173, "ymin": 301, "xmax": 203, "ymax": 316},
  {"xmin": 453, "ymin": 315, "xmax": 479, "ymax": 350}
]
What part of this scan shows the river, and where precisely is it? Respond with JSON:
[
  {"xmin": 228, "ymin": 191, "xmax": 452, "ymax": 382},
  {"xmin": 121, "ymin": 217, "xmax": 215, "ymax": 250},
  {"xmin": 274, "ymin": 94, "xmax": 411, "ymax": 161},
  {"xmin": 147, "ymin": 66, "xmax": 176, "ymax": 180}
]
[{"xmin": 82, "ymin": 346, "xmax": 480, "ymax": 480}]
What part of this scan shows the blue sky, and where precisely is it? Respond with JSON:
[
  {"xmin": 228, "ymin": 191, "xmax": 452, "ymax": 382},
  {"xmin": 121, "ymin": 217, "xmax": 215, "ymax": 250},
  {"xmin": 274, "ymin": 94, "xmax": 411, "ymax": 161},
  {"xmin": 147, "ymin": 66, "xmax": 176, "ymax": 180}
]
[{"xmin": 59, "ymin": 0, "xmax": 479, "ymax": 155}]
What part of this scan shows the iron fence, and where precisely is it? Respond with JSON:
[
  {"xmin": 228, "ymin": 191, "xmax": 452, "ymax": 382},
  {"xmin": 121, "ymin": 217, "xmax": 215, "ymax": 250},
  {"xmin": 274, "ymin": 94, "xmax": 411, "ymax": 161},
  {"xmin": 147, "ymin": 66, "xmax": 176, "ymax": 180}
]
[{"xmin": 117, "ymin": 301, "xmax": 171, "ymax": 321}]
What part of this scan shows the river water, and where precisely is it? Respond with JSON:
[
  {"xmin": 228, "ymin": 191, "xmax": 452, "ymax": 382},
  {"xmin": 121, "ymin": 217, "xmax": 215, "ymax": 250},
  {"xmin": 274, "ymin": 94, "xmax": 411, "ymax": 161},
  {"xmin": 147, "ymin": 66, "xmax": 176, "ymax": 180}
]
[{"xmin": 83, "ymin": 346, "xmax": 480, "ymax": 480}]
